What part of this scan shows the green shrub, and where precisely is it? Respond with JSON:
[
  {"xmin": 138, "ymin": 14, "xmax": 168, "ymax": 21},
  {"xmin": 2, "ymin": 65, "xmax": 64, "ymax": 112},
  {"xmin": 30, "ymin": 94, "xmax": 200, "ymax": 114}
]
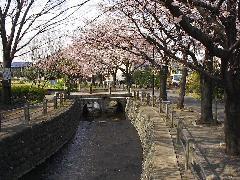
[
  {"xmin": 53, "ymin": 79, "xmax": 65, "ymax": 90},
  {"xmin": 11, "ymin": 85, "xmax": 46, "ymax": 104},
  {"xmin": 186, "ymin": 72, "xmax": 224, "ymax": 100},
  {"xmin": 186, "ymin": 72, "xmax": 201, "ymax": 98},
  {"xmin": 214, "ymin": 84, "xmax": 224, "ymax": 100},
  {"xmin": 133, "ymin": 69, "xmax": 159, "ymax": 88}
]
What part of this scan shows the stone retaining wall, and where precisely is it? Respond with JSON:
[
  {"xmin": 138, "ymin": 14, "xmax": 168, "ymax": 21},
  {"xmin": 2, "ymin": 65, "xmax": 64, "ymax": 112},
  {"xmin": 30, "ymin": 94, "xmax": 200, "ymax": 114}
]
[
  {"xmin": 126, "ymin": 99, "xmax": 181, "ymax": 180},
  {"xmin": 0, "ymin": 101, "xmax": 81, "ymax": 180},
  {"xmin": 126, "ymin": 99, "xmax": 155, "ymax": 180}
]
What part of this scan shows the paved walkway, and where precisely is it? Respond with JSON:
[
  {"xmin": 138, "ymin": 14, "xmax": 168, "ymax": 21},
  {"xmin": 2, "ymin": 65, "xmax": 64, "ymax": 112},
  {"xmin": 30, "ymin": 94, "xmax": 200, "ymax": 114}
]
[
  {"xmin": 175, "ymin": 108, "xmax": 240, "ymax": 179},
  {"xmin": 142, "ymin": 107, "xmax": 181, "ymax": 179}
]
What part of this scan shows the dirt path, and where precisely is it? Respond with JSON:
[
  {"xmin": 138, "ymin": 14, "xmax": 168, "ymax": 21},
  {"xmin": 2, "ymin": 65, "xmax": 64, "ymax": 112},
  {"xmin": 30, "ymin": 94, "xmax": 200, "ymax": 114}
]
[{"xmin": 20, "ymin": 114, "xmax": 143, "ymax": 180}]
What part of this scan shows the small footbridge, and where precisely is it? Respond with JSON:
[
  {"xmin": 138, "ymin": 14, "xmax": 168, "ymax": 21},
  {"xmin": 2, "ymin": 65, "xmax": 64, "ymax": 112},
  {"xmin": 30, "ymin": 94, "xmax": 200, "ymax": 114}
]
[{"xmin": 69, "ymin": 93, "xmax": 132, "ymax": 114}]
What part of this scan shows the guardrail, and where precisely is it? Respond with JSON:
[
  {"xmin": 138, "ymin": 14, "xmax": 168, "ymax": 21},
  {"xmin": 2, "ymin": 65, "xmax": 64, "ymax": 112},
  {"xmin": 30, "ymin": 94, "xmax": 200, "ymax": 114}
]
[
  {"xmin": 132, "ymin": 90, "xmax": 219, "ymax": 179},
  {"xmin": 0, "ymin": 92, "xmax": 69, "ymax": 132}
]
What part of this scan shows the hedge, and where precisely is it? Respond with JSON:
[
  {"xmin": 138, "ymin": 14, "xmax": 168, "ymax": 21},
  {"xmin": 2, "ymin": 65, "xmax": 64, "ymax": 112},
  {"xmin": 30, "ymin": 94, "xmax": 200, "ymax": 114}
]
[{"xmin": 12, "ymin": 85, "xmax": 46, "ymax": 104}]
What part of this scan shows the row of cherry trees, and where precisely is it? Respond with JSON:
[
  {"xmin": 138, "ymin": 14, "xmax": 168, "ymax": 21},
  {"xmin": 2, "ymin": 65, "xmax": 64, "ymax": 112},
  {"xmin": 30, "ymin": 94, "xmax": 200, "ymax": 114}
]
[
  {"xmin": 55, "ymin": 0, "xmax": 239, "ymax": 156},
  {"xmin": 98, "ymin": 0, "xmax": 240, "ymax": 155},
  {"xmin": 34, "ymin": 17, "xmax": 150, "ymax": 92},
  {"xmin": 3, "ymin": 0, "xmax": 239, "ymax": 155}
]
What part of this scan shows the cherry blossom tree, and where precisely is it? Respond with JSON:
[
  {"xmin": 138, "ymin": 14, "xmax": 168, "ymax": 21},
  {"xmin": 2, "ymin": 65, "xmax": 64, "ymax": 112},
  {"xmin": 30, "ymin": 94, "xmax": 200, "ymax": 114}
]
[
  {"xmin": 73, "ymin": 19, "xmax": 149, "ymax": 92},
  {"xmin": 0, "ymin": 0, "xmax": 90, "ymax": 104}
]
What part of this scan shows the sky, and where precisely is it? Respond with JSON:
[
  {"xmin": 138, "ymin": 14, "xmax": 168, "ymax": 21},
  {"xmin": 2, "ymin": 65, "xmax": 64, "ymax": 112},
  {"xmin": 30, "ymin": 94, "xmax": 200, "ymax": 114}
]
[{"xmin": 0, "ymin": 0, "xmax": 102, "ymax": 63}]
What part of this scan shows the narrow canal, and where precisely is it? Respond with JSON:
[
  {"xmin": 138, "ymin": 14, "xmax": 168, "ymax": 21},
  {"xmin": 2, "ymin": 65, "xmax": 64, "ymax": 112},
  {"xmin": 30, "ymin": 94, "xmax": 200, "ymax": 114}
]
[{"xmin": 20, "ymin": 102, "xmax": 143, "ymax": 180}]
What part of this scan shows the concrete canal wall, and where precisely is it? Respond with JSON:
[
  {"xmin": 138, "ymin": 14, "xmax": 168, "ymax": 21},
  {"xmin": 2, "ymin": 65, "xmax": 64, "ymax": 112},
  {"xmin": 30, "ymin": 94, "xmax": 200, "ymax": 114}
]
[
  {"xmin": 126, "ymin": 99, "xmax": 181, "ymax": 180},
  {"xmin": 0, "ymin": 101, "xmax": 81, "ymax": 180}
]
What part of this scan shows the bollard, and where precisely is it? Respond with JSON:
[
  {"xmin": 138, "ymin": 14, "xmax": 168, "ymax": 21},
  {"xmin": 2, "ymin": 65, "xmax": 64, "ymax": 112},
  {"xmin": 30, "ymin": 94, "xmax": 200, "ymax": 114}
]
[
  {"xmin": 43, "ymin": 99, "xmax": 48, "ymax": 115},
  {"xmin": 53, "ymin": 96, "xmax": 58, "ymax": 109},
  {"xmin": 171, "ymin": 111, "xmax": 175, "ymax": 128},
  {"xmin": 185, "ymin": 139, "xmax": 194, "ymax": 170},
  {"xmin": 24, "ymin": 102, "xmax": 30, "ymax": 123}
]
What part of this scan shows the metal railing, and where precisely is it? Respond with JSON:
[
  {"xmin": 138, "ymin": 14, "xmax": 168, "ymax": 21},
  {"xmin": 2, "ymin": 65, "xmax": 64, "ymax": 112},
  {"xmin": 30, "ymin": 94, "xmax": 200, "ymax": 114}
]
[
  {"xmin": 132, "ymin": 90, "xmax": 219, "ymax": 179},
  {"xmin": 0, "ymin": 92, "xmax": 69, "ymax": 132}
]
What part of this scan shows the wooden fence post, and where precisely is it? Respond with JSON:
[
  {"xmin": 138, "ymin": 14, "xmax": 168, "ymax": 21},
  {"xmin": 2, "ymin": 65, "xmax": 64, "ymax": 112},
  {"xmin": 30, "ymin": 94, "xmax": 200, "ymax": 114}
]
[
  {"xmin": 152, "ymin": 95, "xmax": 156, "ymax": 107},
  {"xmin": 60, "ymin": 93, "xmax": 64, "ymax": 107},
  {"xmin": 136, "ymin": 90, "xmax": 140, "ymax": 100},
  {"xmin": 109, "ymin": 86, "xmax": 112, "ymax": 95},
  {"xmin": 133, "ymin": 91, "xmax": 136, "ymax": 100},
  {"xmin": 171, "ymin": 111, "xmax": 175, "ymax": 128},
  {"xmin": 54, "ymin": 96, "xmax": 58, "ymax": 109},
  {"xmin": 0, "ymin": 113, "xmax": 2, "ymax": 132},
  {"xmin": 24, "ymin": 102, "xmax": 30, "ymax": 123},
  {"xmin": 159, "ymin": 98, "xmax": 162, "ymax": 113},
  {"xmin": 43, "ymin": 99, "xmax": 48, "ymax": 115},
  {"xmin": 185, "ymin": 139, "xmax": 194, "ymax": 170},
  {"xmin": 214, "ymin": 98, "xmax": 218, "ymax": 123},
  {"xmin": 141, "ymin": 92, "xmax": 145, "ymax": 102},
  {"xmin": 165, "ymin": 103, "xmax": 169, "ymax": 118},
  {"xmin": 177, "ymin": 119, "xmax": 183, "ymax": 144},
  {"xmin": 146, "ymin": 93, "xmax": 150, "ymax": 105}
]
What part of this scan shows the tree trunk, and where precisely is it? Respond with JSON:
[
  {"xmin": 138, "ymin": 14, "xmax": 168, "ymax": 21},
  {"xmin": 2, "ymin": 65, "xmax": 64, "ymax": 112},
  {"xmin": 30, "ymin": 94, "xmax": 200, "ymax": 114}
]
[
  {"xmin": 224, "ymin": 71, "xmax": 240, "ymax": 155},
  {"xmin": 159, "ymin": 65, "xmax": 168, "ymax": 101},
  {"xmin": 124, "ymin": 62, "xmax": 132, "ymax": 94},
  {"xmin": 99, "ymin": 74, "xmax": 103, "ymax": 87},
  {"xmin": 152, "ymin": 71, "xmax": 155, "ymax": 96},
  {"xmin": 2, "ymin": 80, "xmax": 11, "ymax": 104},
  {"xmin": 112, "ymin": 72, "xmax": 117, "ymax": 88},
  {"xmin": 1, "ymin": 59, "xmax": 12, "ymax": 105},
  {"xmin": 91, "ymin": 75, "xmax": 95, "ymax": 86},
  {"xmin": 126, "ymin": 73, "xmax": 132, "ymax": 94},
  {"xmin": 199, "ymin": 51, "xmax": 214, "ymax": 124},
  {"xmin": 177, "ymin": 67, "xmax": 187, "ymax": 109},
  {"xmin": 199, "ymin": 72, "xmax": 213, "ymax": 124}
]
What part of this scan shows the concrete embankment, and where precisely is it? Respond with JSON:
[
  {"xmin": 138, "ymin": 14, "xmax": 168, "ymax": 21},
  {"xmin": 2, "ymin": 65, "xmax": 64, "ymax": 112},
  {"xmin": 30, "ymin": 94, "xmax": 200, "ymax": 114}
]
[
  {"xmin": 126, "ymin": 99, "xmax": 181, "ymax": 180},
  {"xmin": 0, "ymin": 101, "xmax": 80, "ymax": 180}
]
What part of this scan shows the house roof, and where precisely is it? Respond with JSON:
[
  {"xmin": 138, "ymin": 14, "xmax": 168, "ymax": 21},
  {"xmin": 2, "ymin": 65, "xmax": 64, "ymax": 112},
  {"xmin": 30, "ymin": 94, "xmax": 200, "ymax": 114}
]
[{"xmin": 11, "ymin": 62, "xmax": 32, "ymax": 68}]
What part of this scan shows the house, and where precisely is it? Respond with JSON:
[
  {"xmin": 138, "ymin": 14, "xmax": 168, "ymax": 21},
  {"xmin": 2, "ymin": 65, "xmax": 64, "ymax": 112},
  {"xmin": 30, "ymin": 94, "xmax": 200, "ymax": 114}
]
[
  {"xmin": 11, "ymin": 61, "xmax": 32, "ymax": 69},
  {"xmin": 0, "ymin": 61, "xmax": 32, "ymax": 80}
]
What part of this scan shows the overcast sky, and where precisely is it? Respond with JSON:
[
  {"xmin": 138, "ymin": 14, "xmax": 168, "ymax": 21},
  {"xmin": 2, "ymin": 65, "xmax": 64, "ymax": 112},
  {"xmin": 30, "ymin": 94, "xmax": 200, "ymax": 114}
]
[{"xmin": 0, "ymin": 0, "xmax": 102, "ymax": 63}]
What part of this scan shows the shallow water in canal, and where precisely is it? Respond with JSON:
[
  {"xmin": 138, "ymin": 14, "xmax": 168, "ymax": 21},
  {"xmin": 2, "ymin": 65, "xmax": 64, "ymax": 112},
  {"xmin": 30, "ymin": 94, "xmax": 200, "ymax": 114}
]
[{"xmin": 20, "ymin": 114, "xmax": 143, "ymax": 180}]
